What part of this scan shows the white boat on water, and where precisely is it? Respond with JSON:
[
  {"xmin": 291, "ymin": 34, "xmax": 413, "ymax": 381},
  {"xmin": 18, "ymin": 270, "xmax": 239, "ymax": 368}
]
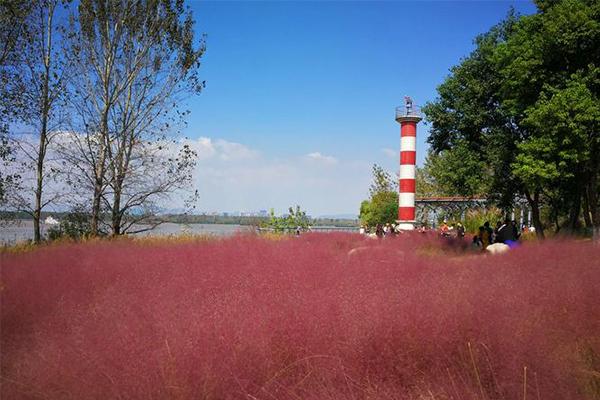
[{"xmin": 44, "ymin": 216, "xmax": 59, "ymax": 225}]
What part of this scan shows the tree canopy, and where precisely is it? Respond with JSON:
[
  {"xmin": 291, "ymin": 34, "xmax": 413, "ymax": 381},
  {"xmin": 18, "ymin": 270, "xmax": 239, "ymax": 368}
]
[
  {"xmin": 359, "ymin": 164, "xmax": 398, "ymax": 227},
  {"xmin": 423, "ymin": 0, "xmax": 600, "ymax": 238},
  {"xmin": 262, "ymin": 206, "xmax": 310, "ymax": 233}
]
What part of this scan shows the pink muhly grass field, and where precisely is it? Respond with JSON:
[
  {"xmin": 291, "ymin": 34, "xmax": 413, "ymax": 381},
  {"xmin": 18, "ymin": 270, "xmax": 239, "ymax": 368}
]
[{"xmin": 1, "ymin": 233, "xmax": 599, "ymax": 399}]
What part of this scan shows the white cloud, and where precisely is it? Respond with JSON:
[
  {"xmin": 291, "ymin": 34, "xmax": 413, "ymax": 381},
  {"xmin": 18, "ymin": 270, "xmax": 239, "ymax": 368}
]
[
  {"xmin": 183, "ymin": 137, "xmax": 258, "ymax": 161},
  {"xmin": 381, "ymin": 148, "xmax": 396, "ymax": 158},
  {"xmin": 186, "ymin": 141, "xmax": 369, "ymax": 215},
  {"xmin": 188, "ymin": 137, "xmax": 217, "ymax": 160},
  {"xmin": 305, "ymin": 151, "xmax": 338, "ymax": 165},
  {"xmin": 214, "ymin": 139, "xmax": 259, "ymax": 161}
]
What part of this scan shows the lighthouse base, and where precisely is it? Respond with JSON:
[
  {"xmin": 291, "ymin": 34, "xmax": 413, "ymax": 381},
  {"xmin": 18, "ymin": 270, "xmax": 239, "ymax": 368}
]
[{"xmin": 396, "ymin": 221, "xmax": 415, "ymax": 231}]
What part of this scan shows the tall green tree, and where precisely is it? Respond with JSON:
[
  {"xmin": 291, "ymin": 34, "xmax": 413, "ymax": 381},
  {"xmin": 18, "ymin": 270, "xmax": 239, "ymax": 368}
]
[
  {"xmin": 423, "ymin": 12, "xmax": 525, "ymax": 218},
  {"xmin": 359, "ymin": 191, "xmax": 399, "ymax": 227},
  {"xmin": 517, "ymin": 75, "xmax": 600, "ymax": 234},
  {"xmin": 359, "ymin": 164, "xmax": 398, "ymax": 227},
  {"xmin": 496, "ymin": 0, "xmax": 600, "ymax": 237},
  {"xmin": 424, "ymin": 0, "xmax": 600, "ymax": 238},
  {"xmin": 422, "ymin": 142, "xmax": 489, "ymax": 197}
]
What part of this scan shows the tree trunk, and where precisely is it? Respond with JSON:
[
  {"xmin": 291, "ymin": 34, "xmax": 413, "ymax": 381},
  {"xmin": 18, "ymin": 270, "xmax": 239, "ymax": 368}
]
[
  {"xmin": 34, "ymin": 80, "xmax": 50, "ymax": 244},
  {"xmin": 525, "ymin": 189, "xmax": 544, "ymax": 239},
  {"xmin": 33, "ymin": 118, "xmax": 46, "ymax": 243},
  {"xmin": 111, "ymin": 184, "xmax": 122, "ymax": 235},
  {"xmin": 90, "ymin": 144, "xmax": 106, "ymax": 236},
  {"xmin": 90, "ymin": 182, "xmax": 101, "ymax": 235},
  {"xmin": 90, "ymin": 104, "xmax": 109, "ymax": 236},
  {"xmin": 33, "ymin": 208, "xmax": 41, "ymax": 243},
  {"xmin": 566, "ymin": 192, "xmax": 581, "ymax": 233},
  {"xmin": 33, "ymin": 6, "xmax": 53, "ymax": 244},
  {"xmin": 583, "ymin": 187, "xmax": 593, "ymax": 229},
  {"xmin": 588, "ymin": 176, "xmax": 600, "ymax": 242}
]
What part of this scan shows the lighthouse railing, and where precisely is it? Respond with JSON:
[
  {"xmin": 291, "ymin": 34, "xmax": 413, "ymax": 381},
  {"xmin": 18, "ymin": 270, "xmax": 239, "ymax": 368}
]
[{"xmin": 395, "ymin": 104, "xmax": 422, "ymax": 119}]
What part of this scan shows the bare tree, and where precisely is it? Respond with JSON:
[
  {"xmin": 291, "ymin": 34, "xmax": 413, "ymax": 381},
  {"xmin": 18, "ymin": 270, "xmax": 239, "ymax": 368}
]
[
  {"xmin": 0, "ymin": 0, "xmax": 30, "ymax": 205},
  {"xmin": 10, "ymin": 0, "xmax": 71, "ymax": 242},
  {"xmin": 65, "ymin": 0, "xmax": 204, "ymax": 236},
  {"xmin": 103, "ymin": 2, "xmax": 204, "ymax": 234},
  {"xmin": 105, "ymin": 141, "xmax": 198, "ymax": 234},
  {"xmin": 65, "ymin": 1, "xmax": 127, "ymax": 235}
]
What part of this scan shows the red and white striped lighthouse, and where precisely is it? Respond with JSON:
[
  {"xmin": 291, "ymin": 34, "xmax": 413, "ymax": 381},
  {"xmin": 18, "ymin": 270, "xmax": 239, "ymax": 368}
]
[{"xmin": 395, "ymin": 97, "xmax": 422, "ymax": 230}]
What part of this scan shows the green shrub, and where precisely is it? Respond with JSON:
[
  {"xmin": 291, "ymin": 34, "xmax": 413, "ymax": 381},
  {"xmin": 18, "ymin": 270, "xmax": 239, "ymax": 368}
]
[
  {"xmin": 47, "ymin": 211, "xmax": 95, "ymax": 240},
  {"xmin": 463, "ymin": 207, "xmax": 503, "ymax": 233}
]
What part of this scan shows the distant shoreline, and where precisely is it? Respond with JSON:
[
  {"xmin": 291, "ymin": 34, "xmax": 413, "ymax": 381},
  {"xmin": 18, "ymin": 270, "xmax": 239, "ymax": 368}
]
[
  {"xmin": 0, "ymin": 220, "xmax": 359, "ymax": 245},
  {"xmin": 0, "ymin": 212, "xmax": 359, "ymax": 227}
]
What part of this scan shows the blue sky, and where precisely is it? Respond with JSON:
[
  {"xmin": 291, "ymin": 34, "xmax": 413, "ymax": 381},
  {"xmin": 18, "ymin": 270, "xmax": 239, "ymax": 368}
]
[{"xmin": 180, "ymin": 1, "xmax": 537, "ymax": 216}]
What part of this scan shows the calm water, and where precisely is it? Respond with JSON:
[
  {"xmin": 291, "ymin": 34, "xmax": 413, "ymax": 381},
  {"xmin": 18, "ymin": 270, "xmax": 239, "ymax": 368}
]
[{"xmin": 0, "ymin": 220, "xmax": 251, "ymax": 245}]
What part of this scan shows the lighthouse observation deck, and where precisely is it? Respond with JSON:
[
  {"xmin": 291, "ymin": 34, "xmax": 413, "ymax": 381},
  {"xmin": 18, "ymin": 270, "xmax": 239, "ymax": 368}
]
[{"xmin": 395, "ymin": 104, "xmax": 423, "ymax": 122}]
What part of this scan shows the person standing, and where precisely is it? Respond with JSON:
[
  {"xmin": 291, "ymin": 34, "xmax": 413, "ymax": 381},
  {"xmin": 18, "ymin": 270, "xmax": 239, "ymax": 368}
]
[
  {"xmin": 484, "ymin": 221, "xmax": 494, "ymax": 244},
  {"xmin": 493, "ymin": 221, "xmax": 502, "ymax": 243},
  {"xmin": 472, "ymin": 233, "xmax": 482, "ymax": 250},
  {"xmin": 496, "ymin": 218, "xmax": 516, "ymax": 244},
  {"xmin": 456, "ymin": 222, "xmax": 465, "ymax": 238},
  {"xmin": 511, "ymin": 220, "xmax": 521, "ymax": 241},
  {"xmin": 479, "ymin": 226, "xmax": 491, "ymax": 250},
  {"xmin": 383, "ymin": 223, "xmax": 391, "ymax": 236},
  {"xmin": 440, "ymin": 220, "xmax": 450, "ymax": 237}
]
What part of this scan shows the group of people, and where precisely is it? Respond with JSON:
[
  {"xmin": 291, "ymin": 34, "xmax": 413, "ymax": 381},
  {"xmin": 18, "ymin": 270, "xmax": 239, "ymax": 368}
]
[
  {"xmin": 359, "ymin": 223, "xmax": 397, "ymax": 238},
  {"xmin": 439, "ymin": 221, "xmax": 466, "ymax": 238},
  {"xmin": 359, "ymin": 218, "xmax": 526, "ymax": 250},
  {"xmin": 473, "ymin": 218, "xmax": 521, "ymax": 250},
  {"xmin": 438, "ymin": 217, "xmax": 525, "ymax": 251}
]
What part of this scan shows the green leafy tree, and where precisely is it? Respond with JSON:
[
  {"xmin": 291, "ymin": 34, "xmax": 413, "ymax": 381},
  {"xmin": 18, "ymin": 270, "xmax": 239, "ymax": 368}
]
[
  {"xmin": 424, "ymin": 1, "xmax": 600, "ymax": 238},
  {"xmin": 517, "ymin": 75, "xmax": 600, "ymax": 234},
  {"xmin": 422, "ymin": 141, "xmax": 489, "ymax": 197},
  {"xmin": 415, "ymin": 165, "xmax": 439, "ymax": 198},
  {"xmin": 369, "ymin": 163, "xmax": 397, "ymax": 196},
  {"xmin": 423, "ymin": 12, "xmax": 524, "ymax": 215},
  {"xmin": 359, "ymin": 164, "xmax": 399, "ymax": 227},
  {"xmin": 495, "ymin": 0, "xmax": 600, "ymax": 237},
  {"xmin": 359, "ymin": 191, "xmax": 399, "ymax": 227},
  {"xmin": 262, "ymin": 206, "xmax": 310, "ymax": 233}
]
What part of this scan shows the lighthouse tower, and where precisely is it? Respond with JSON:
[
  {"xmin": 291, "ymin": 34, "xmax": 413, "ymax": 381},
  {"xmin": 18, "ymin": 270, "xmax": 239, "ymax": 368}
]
[{"xmin": 395, "ymin": 97, "xmax": 422, "ymax": 230}]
